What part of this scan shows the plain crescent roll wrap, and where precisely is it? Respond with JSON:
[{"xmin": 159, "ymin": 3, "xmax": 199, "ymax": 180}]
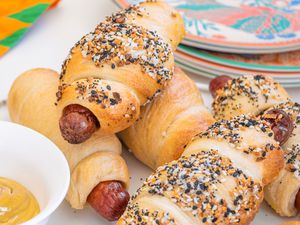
[
  {"xmin": 212, "ymin": 75, "xmax": 300, "ymax": 217},
  {"xmin": 68, "ymin": 151, "xmax": 128, "ymax": 208},
  {"xmin": 57, "ymin": 1, "xmax": 185, "ymax": 137},
  {"xmin": 117, "ymin": 115, "xmax": 284, "ymax": 225},
  {"xmin": 8, "ymin": 68, "xmax": 129, "ymax": 210},
  {"xmin": 119, "ymin": 67, "xmax": 215, "ymax": 170}
]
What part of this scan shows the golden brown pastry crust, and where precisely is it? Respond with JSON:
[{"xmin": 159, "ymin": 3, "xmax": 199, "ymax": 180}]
[
  {"xmin": 212, "ymin": 75, "xmax": 300, "ymax": 217},
  {"xmin": 263, "ymin": 102, "xmax": 300, "ymax": 217},
  {"xmin": 118, "ymin": 115, "xmax": 284, "ymax": 225},
  {"xmin": 57, "ymin": 1, "xmax": 185, "ymax": 135},
  {"xmin": 183, "ymin": 114, "xmax": 284, "ymax": 185},
  {"xmin": 119, "ymin": 150, "xmax": 264, "ymax": 225},
  {"xmin": 68, "ymin": 151, "xmax": 129, "ymax": 209},
  {"xmin": 119, "ymin": 68, "xmax": 215, "ymax": 169},
  {"xmin": 8, "ymin": 68, "xmax": 129, "ymax": 209},
  {"xmin": 212, "ymin": 75, "xmax": 290, "ymax": 120}
]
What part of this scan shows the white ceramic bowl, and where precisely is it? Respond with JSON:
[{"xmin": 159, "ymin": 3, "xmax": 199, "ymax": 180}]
[{"xmin": 0, "ymin": 121, "xmax": 70, "ymax": 225}]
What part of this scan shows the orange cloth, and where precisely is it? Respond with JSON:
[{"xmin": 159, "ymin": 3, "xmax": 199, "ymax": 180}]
[{"xmin": 0, "ymin": 0, "xmax": 59, "ymax": 56}]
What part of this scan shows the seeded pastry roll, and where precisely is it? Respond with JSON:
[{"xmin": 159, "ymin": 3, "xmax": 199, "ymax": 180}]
[
  {"xmin": 210, "ymin": 75, "xmax": 300, "ymax": 217},
  {"xmin": 117, "ymin": 115, "xmax": 284, "ymax": 225},
  {"xmin": 262, "ymin": 102, "xmax": 300, "ymax": 216},
  {"xmin": 56, "ymin": 1, "xmax": 185, "ymax": 144},
  {"xmin": 8, "ymin": 2, "xmax": 185, "ymax": 221},
  {"xmin": 211, "ymin": 75, "xmax": 290, "ymax": 121}
]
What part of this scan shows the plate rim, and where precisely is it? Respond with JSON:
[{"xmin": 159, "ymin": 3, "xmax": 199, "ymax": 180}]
[
  {"xmin": 178, "ymin": 45, "xmax": 300, "ymax": 72},
  {"xmin": 175, "ymin": 59, "xmax": 300, "ymax": 87},
  {"xmin": 175, "ymin": 50, "xmax": 300, "ymax": 78}
]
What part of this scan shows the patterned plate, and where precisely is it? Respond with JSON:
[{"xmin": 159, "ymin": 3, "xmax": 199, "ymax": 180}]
[
  {"xmin": 175, "ymin": 50, "xmax": 300, "ymax": 87},
  {"xmin": 114, "ymin": 0, "xmax": 300, "ymax": 53},
  {"xmin": 176, "ymin": 60, "xmax": 300, "ymax": 87},
  {"xmin": 178, "ymin": 44, "xmax": 300, "ymax": 72},
  {"xmin": 176, "ymin": 50, "xmax": 300, "ymax": 78}
]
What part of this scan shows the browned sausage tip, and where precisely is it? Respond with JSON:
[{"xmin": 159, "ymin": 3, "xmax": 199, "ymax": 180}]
[
  {"xmin": 87, "ymin": 181, "xmax": 130, "ymax": 221},
  {"xmin": 209, "ymin": 75, "xmax": 232, "ymax": 98},
  {"xmin": 264, "ymin": 109, "xmax": 294, "ymax": 145},
  {"xmin": 59, "ymin": 104, "xmax": 99, "ymax": 144},
  {"xmin": 295, "ymin": 189, "xmax": 300, "ymax": 212}
]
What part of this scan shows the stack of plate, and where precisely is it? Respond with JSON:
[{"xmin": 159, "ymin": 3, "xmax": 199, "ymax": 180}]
[{"xmin": 114, "ymin": 0, "xmax": 300, "ymax": 87}]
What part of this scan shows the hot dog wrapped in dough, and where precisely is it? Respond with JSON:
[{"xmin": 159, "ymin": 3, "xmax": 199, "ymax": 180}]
[
  {"xmin": 117, "ymin": 115, "xmax": 284, "ymax": 225},
  {"xmin": 57, "ymin": 1, "xmax": 185, "ymax": 144},
  {"xmin": 8, "ymin": 69, "xmax": 129, "ymax": 221},
  {"xmin": 8, "ymin": 2, "xmax": 185, "ymax": 221},
  {"xmin": 210, "ymin": 75, "xmax": 300, "ymax": 217},
  {"xmin": 210, "ymin": 75, "xmax": 290, "ymax": 120},
  {"xmin": 262, "ymin": 102, "xmax": 300, "ymax": 216}
]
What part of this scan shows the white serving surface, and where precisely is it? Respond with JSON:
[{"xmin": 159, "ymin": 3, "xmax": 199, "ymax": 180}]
[{"xmin": 0, "ymin": 0, "xmax": 299, "ymax": 224}]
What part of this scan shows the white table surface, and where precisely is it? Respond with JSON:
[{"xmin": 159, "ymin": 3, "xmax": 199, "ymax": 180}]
[{"xmin": 0, "ymin": 0, "xmax": 299, "ymax": 224}]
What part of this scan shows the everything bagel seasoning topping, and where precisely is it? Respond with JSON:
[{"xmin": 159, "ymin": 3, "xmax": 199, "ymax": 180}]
[
  {"xmin": 106, "ymin": 5, "xmax": 145, "ymax": 24},
  {"xmin": 268, "ymin": 101, "xmax": 300, "ymax": 125},
  {"xmin": 266, "ymin": 102, "xmax": 300, "ymax": 179},
  {"xmin": 212, "ymin": 75, "xmax": 290, "ymax": 120},
  {"xmin": 127, "ymin": 150, "xmax": 263, "ymax": 224},
  {"xmin": 58, "ymin": 2, "xmax": 174, "ymax": 107},
  {"xmin": 198, "ymin": 115, "xmax": 279, "ymax": 160},
  {"xmin": 285, "ymin": 144, "xmax": 300, "ymax": 179},
  {"xmin": 120, "ymin": 203, "xmax": 177, "ymax": 225},
  {"xmin": 80, "ymin": 22, "xmax": 171, "ymax": 82},
  {"xmin": 60, "ymin": 22, "xmax": 172, "ymax": 85},
  {"xmin": 72, "ymin": 78, "xmax": 123, "ymax": 107}
]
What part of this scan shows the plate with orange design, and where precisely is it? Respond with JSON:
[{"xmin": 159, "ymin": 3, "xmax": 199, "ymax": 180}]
[{"xmin": 114, "ymin": 0, "xmax": 300, "ymax": 53}]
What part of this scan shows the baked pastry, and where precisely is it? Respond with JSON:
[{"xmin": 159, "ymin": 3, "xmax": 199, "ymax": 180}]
[
  {"xmin": 7, "ymin": 2, "xmax": 185, "ymax": 220},
  {"xmin": 210, "ymin": 75, "xmax": 290, "ymax": 120},
  {"xmin": 56, "ymin": 1, "xmax": 185, "ymax": 144},
  {"xmin": 262, "ymin": 102, "xmax": 300, "ymax": 217},
  {"xmin": 117, "ymin": 115, "xmax": 284, "ymax": 224},
  {"xmin": 8, "ymin": 68, "xmax": 129, "ymax": 221},
  {"xmin": 119, "ymin": 67, "xmax": 215, "ymax": 169},
  {"xmin": 210, "ymin": 75, "xmax": 300, "ymax": 217}
]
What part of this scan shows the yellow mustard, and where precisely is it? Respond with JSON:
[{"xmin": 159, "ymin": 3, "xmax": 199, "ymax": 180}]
[{"xmin": 0, "ymin": 177, "xmax": 40, "ymax": 225}]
